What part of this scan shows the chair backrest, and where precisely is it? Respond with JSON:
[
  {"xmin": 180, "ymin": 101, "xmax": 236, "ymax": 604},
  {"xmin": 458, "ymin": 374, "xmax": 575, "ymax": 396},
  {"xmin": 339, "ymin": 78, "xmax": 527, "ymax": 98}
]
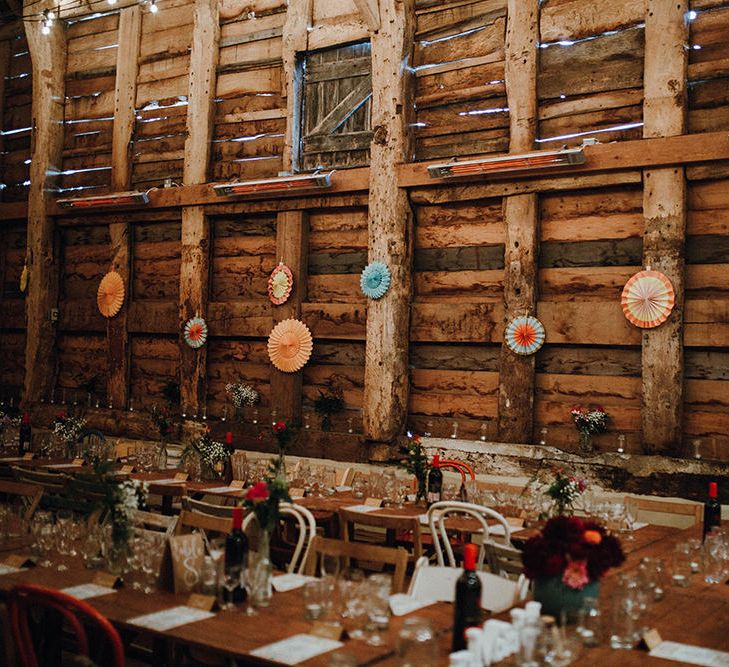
[
  {"xmin": 439, "ymin": 459, "xmax": 476, "ymax": 482},
  {"xmin": 146, "ymin": 481, "xmax": 186, "ymax": 516},
  {"xmin": 8, "ymin": 583, "xmax": 125, "ymax": 667},
  {"xmin": 339, "ymin": 507, "xmax": 423, "ymax": 563},
  {"xmin": 626, "ymin": 495, "xmax": 703, "ymax": 528},
  {"xmin": 485, "ymin": 541, "xmax": 524, "ymax": 580},
  {"xmin": 131, "ymin": 509, "xmax": 178, "ymax": 537},
  {"xmin": 176, "ymin": 509, "xmax": 232, "ymax": 537},
  {"xmin": 0, "ymin": 480, "xmax": 43, "ymax": 521},
  {"xmin": 182, "ymin": 496, "xmax": 236, "ymax": 519},
  {"xmin": 407, "ymin": 557, "xmax": 528, "ymax": 613},
  {"xmin": 337, "ymin": 467, "xmax": 354, "ymax": 487},
  {"xmin": 427, "ymin": 500, "xmax": 513, "ymax": 569},
  {"xmin": 11, "ymin": 467, "xmax": 68, "ymax": 494},
  {"xmin": 77, "ymin": 428, "xmax": 106, "ymax": 448},
  {"xmin": 304, "ymin": 536, "xmax": 409, "ymax": 594}
]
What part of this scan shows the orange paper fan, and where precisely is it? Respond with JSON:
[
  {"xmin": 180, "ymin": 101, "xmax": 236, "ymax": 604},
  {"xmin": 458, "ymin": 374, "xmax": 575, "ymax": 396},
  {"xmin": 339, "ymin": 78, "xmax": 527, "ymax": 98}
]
[
  {"xmin": 621, "ymin": 269, "xmax": 675, "ymax": 328},
  {"xmin": 97, "ymin": 271, "xmax": 125, "ymax": 318},
  {"xmin": 267, "ymin": 318, "xmax": 313, "ymax": 373}
]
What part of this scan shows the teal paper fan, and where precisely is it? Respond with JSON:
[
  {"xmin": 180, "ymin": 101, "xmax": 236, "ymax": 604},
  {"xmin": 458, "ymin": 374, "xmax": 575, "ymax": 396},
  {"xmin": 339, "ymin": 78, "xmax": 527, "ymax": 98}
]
[{"xmin": 360, "ymin": 261, "xmax": 391, "ymax": 299}]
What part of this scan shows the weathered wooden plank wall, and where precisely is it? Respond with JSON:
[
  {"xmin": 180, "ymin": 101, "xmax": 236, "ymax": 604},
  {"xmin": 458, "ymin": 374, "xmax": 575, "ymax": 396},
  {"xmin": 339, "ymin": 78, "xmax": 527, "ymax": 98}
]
[{"xmin": 2, "ymin": 0, "xmax": 729, "ymax": 463}]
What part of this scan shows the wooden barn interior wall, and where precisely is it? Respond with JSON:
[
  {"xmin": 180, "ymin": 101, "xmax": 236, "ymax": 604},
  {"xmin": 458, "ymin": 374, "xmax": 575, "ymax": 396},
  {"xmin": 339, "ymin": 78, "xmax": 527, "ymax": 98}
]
[{"xmin": 0, "ymin": 0, "xmax": 728, "ymax": 461}]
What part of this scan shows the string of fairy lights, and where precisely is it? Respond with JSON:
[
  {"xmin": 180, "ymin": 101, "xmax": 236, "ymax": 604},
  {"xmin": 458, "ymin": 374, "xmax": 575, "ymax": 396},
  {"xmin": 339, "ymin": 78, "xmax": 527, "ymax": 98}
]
[{"xmin": 25, "ymin": 0, "xmax": 161, "ymax": 34}]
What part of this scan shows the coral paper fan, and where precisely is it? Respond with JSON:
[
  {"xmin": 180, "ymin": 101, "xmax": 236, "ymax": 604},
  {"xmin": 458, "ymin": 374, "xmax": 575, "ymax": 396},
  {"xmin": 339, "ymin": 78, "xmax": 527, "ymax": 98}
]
[
  {"xmin": 268, "ymin": 318, "xmax": 313, "ymax": 373},
  {"xmin": 505, "ymin": 315, "xmax": 545, "ymax": 355},
  {"xmin": 97, "ymin": 271, "xmax": 125, "ymax": 318},
  {"xmin": 184, "ymin": 316, "xmax": 208, "ymax": 349},
  {"xmin": 268, "ymin": 263, "xmax": 293, "ymax": 305},
  {"xmin": 621, "ymin": 270, "xmax": 675, "ymax": 328}
]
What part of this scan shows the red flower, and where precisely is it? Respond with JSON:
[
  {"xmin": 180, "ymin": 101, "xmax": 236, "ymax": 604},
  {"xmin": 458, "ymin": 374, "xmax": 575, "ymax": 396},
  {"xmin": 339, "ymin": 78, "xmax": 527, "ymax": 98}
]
[
  {"xmin": 246, "ymin": 481, "xmax": 269, "ymax": 502},
  {"xmin": 56, "ymin": 412, "xmax": 67, "ymax": 420},
  {"xmin": 273, "ymin": 421, "xmax": 286, "ymax": 433}
]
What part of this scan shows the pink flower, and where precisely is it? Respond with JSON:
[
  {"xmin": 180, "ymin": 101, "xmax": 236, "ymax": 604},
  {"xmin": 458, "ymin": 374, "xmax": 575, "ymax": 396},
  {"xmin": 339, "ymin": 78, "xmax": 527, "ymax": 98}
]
[{"xmin": 562, "ymin": 559, "xmax": 590, "ymax": 590}]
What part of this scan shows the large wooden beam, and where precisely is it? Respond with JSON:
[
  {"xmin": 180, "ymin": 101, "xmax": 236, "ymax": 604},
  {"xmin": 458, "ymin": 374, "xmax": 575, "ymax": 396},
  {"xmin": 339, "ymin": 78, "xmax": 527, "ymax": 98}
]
[
  {"xmin": 179, "ymin": 0, "xmax": 220, "ymax": 416},
  {"xmin": 270, "ymin": 211, "xmax": 309, "ymax": 425},
  {"xmin": 281, "ymin": 0, "xmax": 313, "ymax": 172},
  {"xmin": 22, "ymin": 7, "xmax": 66, "ymax": 405},
  {"xmin": 353, "ymin": 0, "xmax": 380, "ymax": 32},
  {"xmin": 497, "ymin": 0, "xmax": 539, "ymax": 444},
  {"xmin": 107, "ymin": 5, "xmax": 141, "ymax": 409},
  {"xmin": 641, "ymin": 0, "xmax": 688, "ymax": 454},
  {"xmin": 0, "ymin": 39, "xmax": 10, "ymax": 201},
  {"xmin": 362, "ymin": 0, "xmax": 414, "ymax": 443}
]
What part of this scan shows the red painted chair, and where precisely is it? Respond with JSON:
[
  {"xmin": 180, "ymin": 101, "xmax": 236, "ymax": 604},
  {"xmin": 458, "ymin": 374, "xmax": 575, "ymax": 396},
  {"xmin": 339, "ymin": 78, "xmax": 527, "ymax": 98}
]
[{"xmin": 7, "ymin": 583, "xmax": 125, "ymax": 667}]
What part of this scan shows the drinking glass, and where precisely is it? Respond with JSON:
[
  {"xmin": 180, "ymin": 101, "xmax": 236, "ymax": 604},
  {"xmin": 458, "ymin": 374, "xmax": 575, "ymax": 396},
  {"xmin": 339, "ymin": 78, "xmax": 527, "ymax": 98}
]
[
  {"xmin": 321, "ymin": 553, "xmax": 341, "ymax": 579},
  {"xmin": 241, "ymin": 567, "xmax": 258, "ymax": 616},
  {"xmin": 703, "ymin": 534, "xmax": 728, "ymax": 584},
  {"xmin": 577, "ymin": 596, "xmax": 601, "ymax": 647},
  {"xmin": 671, "ymin": 543, "xmax": 692, "ymax": 587},
  {"xmin": 303, "ymin": 579, "xmax": 327, "ymax": 620},
  {"xmin": 638, "ymin": 557, "xmax": 665, "ymax": 601},
  {"xmin": 222, "ymin": 568, "xmax": 242, "ymax": 611},
  {"xmin": 519, "ymin": 617, "xmax": 542, "ymax": 667},
  {"xmin": 687, "ymin": 538, "xmax": 703, "ymax": 574},
  {"xmin": 609, "ymin": 587, "xmax": 643, "ymax": 649},
  {"xmin": 396, "ymin": 617, "xmax": 438, "ymax": 667},
  {"xmin": 364, "ymin": 573, "xmax": 392, "ymax": 646}
]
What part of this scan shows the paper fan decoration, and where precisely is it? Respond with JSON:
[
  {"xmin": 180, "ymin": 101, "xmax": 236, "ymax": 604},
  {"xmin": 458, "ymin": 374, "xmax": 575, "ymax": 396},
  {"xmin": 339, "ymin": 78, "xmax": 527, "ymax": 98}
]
[
  {"xmin": 97, "ymin": 271, "xmax": 125, "ymax": 318},
  {"xmin": 505, "ymin": 315, "xmax": 546, "ymax": 356},
  {"xmin": 267, "ymin": 318, "xmax": 313, "ymax": 373},
  {"xmin": 621, "ymin": 269, "xmax": 675, "ymax": 328},
  {"xmin": 184, "ymin": 316, "xmax": 208, "ymax": 348},
  {"xmin": 19, "ymin": 262, "xmax": 28, "ymax": 293},
  {"xmin": 268, "ymin": 263, "xmax": 293, "ymax": 305},
  {"xmin": 360, "ymin": 261, "xmax": 391, "ymax": 299}
]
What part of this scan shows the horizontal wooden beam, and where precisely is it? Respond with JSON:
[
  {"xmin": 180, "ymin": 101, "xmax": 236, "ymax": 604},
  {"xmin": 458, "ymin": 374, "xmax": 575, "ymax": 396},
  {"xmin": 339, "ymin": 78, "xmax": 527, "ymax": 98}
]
[{"xmin": 396, "ymin": 130, "xmax": 729, "ymax": 187}]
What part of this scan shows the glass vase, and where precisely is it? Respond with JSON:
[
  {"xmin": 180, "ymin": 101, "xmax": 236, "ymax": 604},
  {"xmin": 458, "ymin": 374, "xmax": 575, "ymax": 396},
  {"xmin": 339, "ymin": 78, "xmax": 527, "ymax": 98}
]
[
  {"xmin": 579, "ymin": 431, "xmax": 594, "ymax": 455},
  {"xmin": 250, "ymin": 528, "xmax": 273, "ymax": 608},
  {"xmin": 156, "ymin": 440, "xmax": 168, "ymax": 470}
]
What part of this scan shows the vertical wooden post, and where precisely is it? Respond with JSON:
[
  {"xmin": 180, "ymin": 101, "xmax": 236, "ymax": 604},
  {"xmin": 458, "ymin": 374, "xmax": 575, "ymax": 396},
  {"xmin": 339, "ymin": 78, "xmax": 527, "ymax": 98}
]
[
  {"xmin": 281, "ymin": 0, "xmax": 313, "ymax": 173},
  {"xmin": 362, "ymin": 0, "xmax": 415, "ymax": 443},
  {"xmin": 0, "ymin": 39, "xmax": 11, "ymax": 201},
  {"xmin": 23, "ymin": 9, "xmax": 66, "ymax": 405},
  {"xmin": 270, "ymin": 211, "xmax": 309, "ymax": 424},
  {"xmin": 497, "ymin": 0, "xmax": 539, "ymax": 443},
  {"xmin": 641, "ymin": 0, "xmax": 688, "ymax": 454},
  {"xmin": 179, "ymin": 0, "xmax": 220, "ymax": 415},
  {"xmin": 108, "ymin": 6, "xmax": 141, "ymax": 409}
]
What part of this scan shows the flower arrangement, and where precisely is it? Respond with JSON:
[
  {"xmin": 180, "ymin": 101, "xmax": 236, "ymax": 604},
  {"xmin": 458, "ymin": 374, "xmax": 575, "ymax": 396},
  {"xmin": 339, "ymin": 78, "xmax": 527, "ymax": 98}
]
[
  {"xmin": 52, "ymin": 413, "xmax": 87, "ymax": 452},
  {"xmin": 225, "ymin": 382, "xmax": 259, "ymax": 409},
  {"xmin": 107, "ymin": 479, "xmax": 149, "ymax": 550},
  {"xmin": 150, "ymin": 405, "xmax": 174, "ymax": 441},
  {"xmin": 399, "ymin": 431, "xmax": 430, "ymax": 503},
  {"xmin": 571, "ymin": 406, "xmax": 609, "ymax": 454},
  {"xmin": 244, "ymin": 477, "xmax": 291, "ymax": 533},
  {"xmin": 313, "ymin": 384, "xmax": 344, "ymax": 431},
  {"xmin": 545, "ymin": 467, "xmax": 587, "ymax": 516},
  {"xmin": 523, "ymin": 516, "xmax": 625, "ymax": 590},
  {"xmin": 181, "ymin": 430, "xmax": 230, "ymax": 477}
]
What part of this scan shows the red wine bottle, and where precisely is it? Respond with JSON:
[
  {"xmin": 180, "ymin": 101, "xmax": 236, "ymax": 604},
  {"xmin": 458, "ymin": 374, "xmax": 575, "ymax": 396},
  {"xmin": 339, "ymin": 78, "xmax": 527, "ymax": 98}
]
[
  {"xmin": 225, "ymin": 506, "xmax": 248, "ymax": 602},
  {"xmin": 427, "ymin": 453, "xmax": 443, "ymax": 507},
  {"xmin": 452, "ymin": 543, "xmax": 482, "ymax": 653},
  {"xmin": 18, "ymin": 412, "xmax": 31, "ymax": 457},
  {"xmin": 703, "ymin": 481, "xmax": 721, "ymax": 540}
]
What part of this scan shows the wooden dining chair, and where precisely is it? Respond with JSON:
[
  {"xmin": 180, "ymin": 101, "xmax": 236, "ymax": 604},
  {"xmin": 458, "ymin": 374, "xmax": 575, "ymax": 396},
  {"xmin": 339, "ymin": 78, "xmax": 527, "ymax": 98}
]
[
  {"xmin": 304, "ymin": 536, "xmax": 409, "ymax": 594},
  {"xmin": 175, "ymin": 509, "xmax": 232, "ymax": 537},
  {"xmin": 182, "ymin": 496, "xmax": 237, "ymax": 519},
  {"xmin": 7, "ymin": 583, "xmax": 125, "ymax": 667},
  {"xmin": 147, "ymin": 481, "xmax": 186, "ymax": 516},
  {"xmin": 626, "ymin": 495, "xmax": 703, "ymax": 528},
  {"xmin": 0, "ymin": 480, "xmax": 43, "ymax": 521},
  {"xmin": 130, "ymin": 509, "xmax": 178, "ymax": 537},
  {"xmin": 11, "ymin": 467, "xmax": 70, "ymax": 512},
  {"xmin": 338, "ymin": 506, "xmax": 423, "ymax": 564}
]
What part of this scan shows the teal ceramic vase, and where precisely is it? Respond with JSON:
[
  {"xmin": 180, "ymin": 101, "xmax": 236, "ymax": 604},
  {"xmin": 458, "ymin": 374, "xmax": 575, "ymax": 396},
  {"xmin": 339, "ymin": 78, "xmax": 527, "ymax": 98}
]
[{"xmin": 532, "ymin": 576, "xmax": 600, "ymax": 619}]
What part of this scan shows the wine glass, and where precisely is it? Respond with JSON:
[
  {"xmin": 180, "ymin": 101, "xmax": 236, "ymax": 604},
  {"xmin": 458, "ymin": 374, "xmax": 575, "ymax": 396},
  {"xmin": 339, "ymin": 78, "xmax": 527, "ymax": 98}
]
[
  {"xmin": 222, "ymin": 567, "xmax": 242, "ymax": 611},
  {"xmin": 242, "ymin": 566, "xmax": 258, "ymax": 616}
]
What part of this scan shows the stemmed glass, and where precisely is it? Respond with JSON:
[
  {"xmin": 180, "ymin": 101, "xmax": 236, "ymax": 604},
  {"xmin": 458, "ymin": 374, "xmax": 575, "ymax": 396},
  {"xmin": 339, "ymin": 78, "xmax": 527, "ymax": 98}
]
[
  {"xmin": 242, "ymin": 567, "xmax": 258, "ymax": 616},
  {"xmin": 222, "ymin": 567, "xmax": 242, "ymax": 611},
  {"xmin": 623, "ymin": 500, "xmax": 637, "ymax": 541}
]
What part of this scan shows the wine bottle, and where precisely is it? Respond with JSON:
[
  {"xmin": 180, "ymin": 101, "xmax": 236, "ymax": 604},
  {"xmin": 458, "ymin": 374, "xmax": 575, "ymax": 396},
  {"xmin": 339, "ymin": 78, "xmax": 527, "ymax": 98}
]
[
  {"xmin": 703, "ymin": 481, "xmax": 721, "ymax": 540},
  {"xmin": 427, "ymin": 452, "xmax": 443, "ymax": 507},
  {"xmin": 452, "ymin": 543, "xmax": 482, "ymax": 653},
  {"xmin": 18, "ymin": 412, "xmax": 31, "ymax": 457},
  {"xmin": 225, "ymin": 506, "xmax": 249, "ymax": 602}
]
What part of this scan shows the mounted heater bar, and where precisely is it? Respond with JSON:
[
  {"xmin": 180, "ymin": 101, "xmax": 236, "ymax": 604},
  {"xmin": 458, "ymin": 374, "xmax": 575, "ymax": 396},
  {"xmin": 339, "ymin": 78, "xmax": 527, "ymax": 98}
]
[
  {"xmin": 213, "ymin": 171, "xmax": 334, "ymax": 197},
  {"xmin": 57, "ymin": 191, "xmax": 150, "ymax": 209},
  {"xmin": 427, "ymin": 147, "xmax": 585, "ymax": 179}
]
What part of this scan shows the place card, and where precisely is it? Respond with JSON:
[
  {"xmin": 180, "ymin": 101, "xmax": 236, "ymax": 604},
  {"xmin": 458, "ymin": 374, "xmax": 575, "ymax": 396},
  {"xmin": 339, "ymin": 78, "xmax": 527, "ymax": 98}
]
[
  {"xmin": 272, "ymin": 573, "xmax": 316, "ymax": 593},
  {"xmin": 151, "ymin": 478, "xmax": 187, "ymax": 485},
  {"xmin": 174, "ymin": 472, "xmax": 189, "ymax": 481},
  {"xmin": 204, "ymin": 485, "xmax": 244, "ymax": 494},
  {"xmin": 229, "ymin": 480, "xmax": 245, "ymax": 489},
  {"xmin": 343, "ymin": 504, "xmax": 381, "ymax": 514},
  {"xmin": 93, "ymin": 571, "xmax": 123, "ymax": 588},
  {"xmin": 4, "ymin": 555, "xmax": 35, "ymax": 568},
  {"xmin": 119, "ymin": 464, "xmax": 134, "ymax": 474},
  {"xmin": 22, "ymin": 453, "xmax": 34, "ymax": 460},
  {"xmin": 128, "ymin": 606, "xmax": 215, "ymax": 632},
  {"xmin": 0, "ymin": 564, "xmax": 22, "ymax": 576},
  {"xmin": 389, "ymin": 593, "xmax": 437, "ymax": 617},
  {"xmin": 186, "ymin": 593, "xmax": 217, "ymax": 612},
  {"xmin": 72, "ymin": 458, "xmax": 84, "ymax": 466},
  {"xmin": 649, "ymin": 641, "xmax": 729, "ymax": 667},
  {"xmin": 45, "ymin": 463, "xmax": 83, "ymax": 469},
  {"xmin": 289, "ymin": 487, "xmax": 305, "ymax": 498},
  {"xmin": 364, "ymin": 497, "xmax": 383, "ymax": 507},
  {"xmin": 62, "ymin": 584, "xmax": 117, "ymax": 601},
  {"xmin": 310, "ymin": 621, "xmax": 344, "ymax": 641},
  {"xmin": 250, "ymin": 634, "xmax": 343, "ymax": 665},
  {"xmin": 641, "ymin": 628, "xmax": 663, "ymax": 651},
  {"xmin": 334, "ymin": 485, "xmax": 352, "ymax": 493}
]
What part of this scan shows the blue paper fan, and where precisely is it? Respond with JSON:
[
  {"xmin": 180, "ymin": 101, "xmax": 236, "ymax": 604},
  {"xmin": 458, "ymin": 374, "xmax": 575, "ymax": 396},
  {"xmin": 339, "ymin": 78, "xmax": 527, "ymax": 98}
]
[{"xmin": 360, "ymin": 261, "xmax": 391, "ymax": 299}]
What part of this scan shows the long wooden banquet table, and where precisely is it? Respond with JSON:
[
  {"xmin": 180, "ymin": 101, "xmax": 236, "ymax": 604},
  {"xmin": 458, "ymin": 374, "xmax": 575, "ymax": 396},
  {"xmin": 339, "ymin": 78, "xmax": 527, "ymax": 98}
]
[{"xmin": 1, "ymin": 458, "xmax": 729, "ymax": 664}]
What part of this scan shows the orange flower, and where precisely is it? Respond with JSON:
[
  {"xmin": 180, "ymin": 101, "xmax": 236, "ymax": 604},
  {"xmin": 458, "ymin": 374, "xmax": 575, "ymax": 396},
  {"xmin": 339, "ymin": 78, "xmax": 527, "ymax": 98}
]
[{"xmin": 583, "ymin": 529, "xmax": 602, "ymax": 545}]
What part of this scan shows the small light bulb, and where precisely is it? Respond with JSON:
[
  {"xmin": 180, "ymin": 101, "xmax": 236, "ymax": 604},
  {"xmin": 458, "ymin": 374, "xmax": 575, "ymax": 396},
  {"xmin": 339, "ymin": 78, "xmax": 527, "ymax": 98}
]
[
  {"xmin": 41, "ymin": 23, "xmax": 51, "ymax": 35},
  {"xmin": 149, "ymin": 0, "xmax": 158, "ymax": 12},
  {"xmin": 108, "ymin": 0, "xmax": 117, "ymax": 4},
  {"xmin": 46, "ymin": 9, "xmax": 55, "ymax": 20}
]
